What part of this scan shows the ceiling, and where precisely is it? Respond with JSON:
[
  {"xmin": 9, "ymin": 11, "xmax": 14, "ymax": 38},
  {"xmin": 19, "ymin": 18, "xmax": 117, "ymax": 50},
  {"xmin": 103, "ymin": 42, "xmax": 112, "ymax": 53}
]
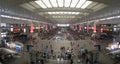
[{"xmin": 1, "ymin": 0, "xmax": 120, "ymax": 24}]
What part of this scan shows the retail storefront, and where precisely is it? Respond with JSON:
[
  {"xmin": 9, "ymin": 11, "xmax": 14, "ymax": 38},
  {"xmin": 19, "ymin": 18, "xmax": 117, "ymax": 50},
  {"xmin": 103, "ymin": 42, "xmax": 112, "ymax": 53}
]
[{"xmin": 6, "ymin": 41, "xmax": 24, "ymax": 52}]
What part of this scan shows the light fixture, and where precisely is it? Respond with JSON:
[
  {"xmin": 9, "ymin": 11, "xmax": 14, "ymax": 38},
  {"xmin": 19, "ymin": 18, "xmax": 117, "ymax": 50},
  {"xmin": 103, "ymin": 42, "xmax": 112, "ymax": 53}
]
[
  {"xmin": 72, "ymin": 12, "xmax": 76, "ymax": 14},
  {"xmin": 57, "ymin": 24, "xmax": 70, "ymax": 27},
  {"xmin": 70, "ymin": 0, "xmax": 79, "ymax": 8},
  {"xmin": 81, "ymin": 1, "xmax": 93, "ymax": 9},
  {"xmin": 35, "ymin": 0, "xmax": 47, "ymax": 8},
  {"xmin": 56, "ymin": 12, "xmax": 60, "ymax": 14},
  {"xmin": 63, "ymin": 12, "xmax": 68, "ymax": 14},
  {"xmin": 75, "ymin": 12, "xmax": 80, "ymax": 14},
  {"xmin": 76, "ymin": 0, "xmax": 86, "ymax": 8},
  {"xmin": 52, "ymin": 12, "xmax": 56, "ymax": 14},
  {"xmin": 42, "ymin": 0, "xmax": 52, "ymax": 8},
  {"xmin": 47, "ymin": 12, "xmax": 80, "ymax": 15},
  {"xmin": 68, "ymin": 12, "xmax": 72, "ymax": 14},
  {"xmin": 48, "ymin": 12, "xmax": 52, "ymax": 14}
]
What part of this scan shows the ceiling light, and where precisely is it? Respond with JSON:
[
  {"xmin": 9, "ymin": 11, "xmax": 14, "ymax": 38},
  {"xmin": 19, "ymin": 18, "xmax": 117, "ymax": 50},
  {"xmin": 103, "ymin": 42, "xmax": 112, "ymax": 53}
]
[
  {"xmin": 57, "ymin": 0, "xmax": 64, "ymax": 7},
  {"xmin": 68, "ymin": 12, "xmax": 72, "ymax": 14},
  {"xmin": 60, "ymin": 12, "xmax": 64, "ymax": 14},
  {"xmin": 42, "ymin": 0, "xmax": 52, "ymax": 8},
  {"xmin": 72, "ymin": 12, "xmax": 76, "ymax": 14},
  {"xmin": 50, "ymin": 0, "xmax": 58, "ymax": 7},
  {"xmin": 57, "ymin": 24, "xmax": 70, "ymax": 27},
  {"xmin": 81, "ymin": 1, "xmax": 92, "ymax": 9},
  {"xmin": 65, "ymin": 0, "xmax": 71, "ymax": 7},
  {"xmin": 75, "ymin": 12, "xmax": 80, "ymax": 14},
  {"xmin": 76, "ymin": 0, "xmax": 86, "ymax": 8},
  {"xmin": 52, "ymin": 12, "xmax": 56, "ymax": 14},
  {"xmin": 35, "ymin": 0, "xmax": 47, "ymax": 8},
  {"xmin": 63, "ymin": 12, "xmax": 68, "ymax": 14},
  {"xmin": 56, "ymin": 12, "xmax": 60, "ymax": 14},
  {"xmin": 70, "ymin": 0, "xmax": 79, "ymax": 8},
  {"xmin": 48, "ymin": 12, "xmax": 52, "ymax": 14},
  {"xmin": 47, "ymin": 12, "xmax": 80, "ymax": 15}
]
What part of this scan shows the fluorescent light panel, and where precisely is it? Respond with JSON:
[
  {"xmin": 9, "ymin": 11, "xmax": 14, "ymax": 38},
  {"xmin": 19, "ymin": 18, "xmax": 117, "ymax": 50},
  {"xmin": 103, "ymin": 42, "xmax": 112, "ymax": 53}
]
[
  {"xmin": 48, "ymin": 12, "xmax": 80, "ymax": 14},
  {"xmin": 52, "ymin": 16, "xmax": 75, "ymax": 18},
  {"xmin": 42, "ymin": 0, "xmax": 52, "ymax": 8},
  {"xmin": 70, "ymin": 0, "xmax": 79, "ymax": 8},
  {"xmin": 81, "ymin": 1, "xmax": 93, "ymax": 9},
  {"xmin": 76, "ymin": 0, "xmax": 86, "ymax": 8},
  {"xmin": 57, "ymin": 24, "xmax": 70, "ymax": 27},
  {"xmin": 65, "ymin": 0, "xmax": 71, "ymax": 7},
  {"xmin": 35, "ymin": 0, "xmax": 47, "ymax": 8}
]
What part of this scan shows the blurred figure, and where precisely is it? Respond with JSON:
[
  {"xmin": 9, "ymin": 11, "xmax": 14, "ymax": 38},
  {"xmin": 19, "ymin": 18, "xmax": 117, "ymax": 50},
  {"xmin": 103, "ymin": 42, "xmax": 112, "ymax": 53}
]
[
  {"xmin": 80, "ymin": 47, "xmax": 86, "ymax": 62},
  {"xmin": 85, "ymin": 52, "xmax": 91, "ymax": 64}
]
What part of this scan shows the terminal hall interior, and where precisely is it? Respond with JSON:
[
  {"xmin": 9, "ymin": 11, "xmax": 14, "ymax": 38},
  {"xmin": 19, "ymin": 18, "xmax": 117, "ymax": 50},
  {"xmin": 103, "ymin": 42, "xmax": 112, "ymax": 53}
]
[{"xmin": 0, "ymin": 0, "xmax": 120, "ymax": 64}]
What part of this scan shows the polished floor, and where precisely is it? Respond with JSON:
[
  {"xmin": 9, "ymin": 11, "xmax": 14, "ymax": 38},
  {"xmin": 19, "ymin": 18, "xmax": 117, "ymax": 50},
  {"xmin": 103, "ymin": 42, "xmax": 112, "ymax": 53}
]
[{"xmin": 6, "ymin": 30, "xmax": 119, "ymax": 64}]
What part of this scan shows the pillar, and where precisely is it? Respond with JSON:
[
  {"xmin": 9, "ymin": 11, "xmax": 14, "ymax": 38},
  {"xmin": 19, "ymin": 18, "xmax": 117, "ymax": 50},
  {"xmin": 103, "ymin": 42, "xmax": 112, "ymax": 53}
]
[
  {"xmin": 93, "ymin": 24, "xmax": 97, "ymax": 33},
  {"xmin": 0, "ymin": 11, "xmax": 1, "ymax": 44}
]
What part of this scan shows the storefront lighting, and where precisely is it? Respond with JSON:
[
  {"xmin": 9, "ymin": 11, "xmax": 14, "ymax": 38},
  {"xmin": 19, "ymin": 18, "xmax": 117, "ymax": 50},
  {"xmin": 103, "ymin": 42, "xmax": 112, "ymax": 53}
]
[{"xmin": 23, "ymin": 28, "xmax": 26, "ymax": 33}]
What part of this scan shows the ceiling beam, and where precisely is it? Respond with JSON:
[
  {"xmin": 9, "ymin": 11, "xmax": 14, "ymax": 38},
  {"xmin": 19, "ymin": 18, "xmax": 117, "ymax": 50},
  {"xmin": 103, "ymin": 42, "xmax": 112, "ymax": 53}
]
[{"xmin": 34, "ymin": 8, "xmax": 93, "ymax": 13}]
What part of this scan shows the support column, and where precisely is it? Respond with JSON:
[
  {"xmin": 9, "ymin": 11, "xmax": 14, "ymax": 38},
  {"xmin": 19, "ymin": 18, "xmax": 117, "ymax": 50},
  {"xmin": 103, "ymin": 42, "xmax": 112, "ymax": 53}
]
[{"xmin": 0, "ymin": 11, "xmax": 1, "ymax": 44}]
